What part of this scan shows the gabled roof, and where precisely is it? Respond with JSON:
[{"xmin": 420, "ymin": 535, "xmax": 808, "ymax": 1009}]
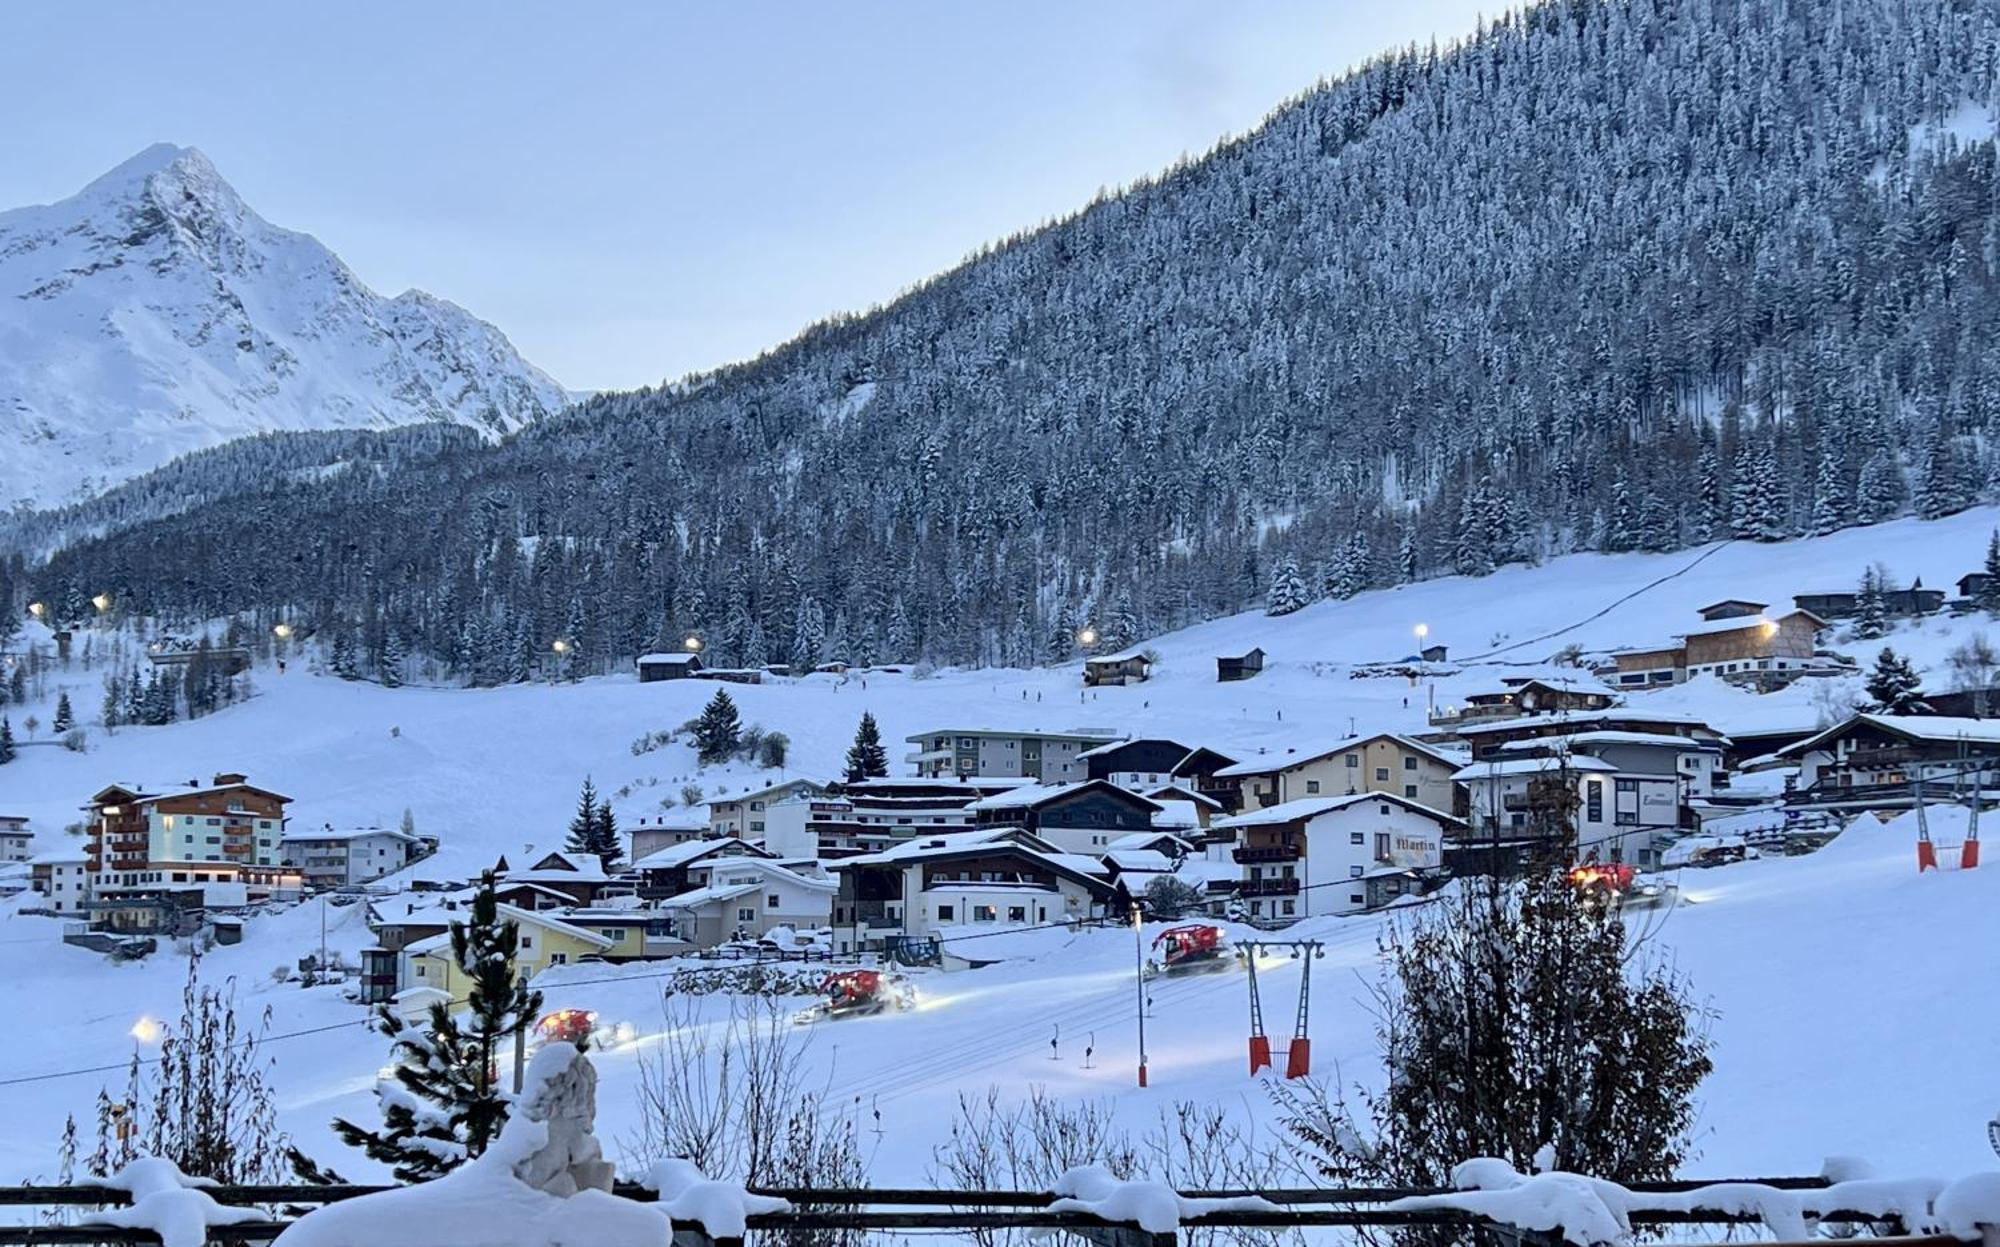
[
  {"xmin": 1148, "ymin": 800, "xmax": 1202, "ymax": 830},
  {"xmin": 28, "ymin": 847, "xmax": 87, "ymax": 865},
  {"xmin": 637, "ymin": 652, "xmax": 702, "ymax": 665},
  {"xmin": 1775, "ymin": 713, "xmax": 2000, "ymax": 758},
  {"xmin": 657, "ymin": 881, "xmax": 765, "ymax": 911},
  {"xmin": 713, "ymin": 778, "xmax": 828, "ymax": 806},
  {"xmin": 1492, "ymin": 730, "xmax": 1726, "ymax": 754},
  {"xmin": 1214, "ymin": 791, "xmax": 1465, "ymax": 829},
  {"xmin": 1104, "ymin": 829, "xmax": 1195, "ymax": 854},
  {"xmin": 689, "ymin": 855, "xmax": 836, "ymax": 893},
  {"xmin": 1144, "ymin": 783, "xmax": 1222, "ymax": 811},
  {"xmin": 834, "ymin": 827, "xmax": 1114, "ymax": 895},
  {"xmin": 1213, "ymin": 733, "xmax": 1460, "ymax": 778},
  {"xmin": 629, "ymin": 837, "xmax": 774, "ymax": 872},
  {"xmin": 1452, "ymin": 708, "xmax": 1720, "ymax": 738},
  {"xmin": 405, "ymin": 903, "xmax": 615, "ymax": 955},
  {"xmin": 1102, "ymin": 849, "xmax": 1177, "ymax": 873},
  {"xmin": 1676, "ymin": 610, "xmax": 1826, "ymax": 639},
  {"xmin": 967, "ymin": 780, "xmax": 1162, "ymax": 813},
  {"xmin": 282, "ymin": 826, "xmax": 421, "ymax": 845},
  {"xmin": 1085, "ymin": 650, "xmax": 1150, "ymax": 664},
  {"xmin": 1697, "ymin": 599, "xmax": 1768, "ymax": 613},
  {"xmin": 1451, "ymin": 756, "xmax": 1618, "ymax": 781}
]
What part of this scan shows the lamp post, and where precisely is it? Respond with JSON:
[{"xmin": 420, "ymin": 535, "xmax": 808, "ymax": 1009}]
[
  {"xmin": 1077, "ymin": 626, "xmax": 1099, "ymax": 650},
  {"xmin": 27, "ymin": 601, "xmax": 46, "ymax": 621},
  {"xmin": 92, "ymin": 593, "xmax": 112, "ymax": 615},
  {"xmin": 1132, "ymin": 902, "xmax": 1148, "ymax": 1088},
  {"xmin": 683, "ymin": 634, "xmax": 704, "ymax": 654}
]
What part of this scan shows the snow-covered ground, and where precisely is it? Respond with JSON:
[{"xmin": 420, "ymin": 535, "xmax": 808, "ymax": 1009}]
[{"xmin": 3, "ymin": 507, "xmax": 2000, "ymax": 1184}]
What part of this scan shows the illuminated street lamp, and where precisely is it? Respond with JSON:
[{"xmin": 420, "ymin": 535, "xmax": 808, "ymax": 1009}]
[
  {"xmin": 130, "ymin": 1016, "xmax": 162, "ymax": 1045},
  {"xmin": 1076, "ymin": 626, "xmax": 1100, "ymax": 649},
  {"xmin": 273, "ymin": 623, "xmax": 294, "ymax": 640},
  {"xmin": 683, "ymin": 634, "xmax": 704, "ymax": 654},
  {"xmin": 1413, "ymin": 622, "xmax": 1430, "ymax": 643},
  {"xmin": 91, "ymin": 593, "xmax": 112, "ymax": 613},
  {"xmin": 27, "ymin": 601, "xmax": 46, "ymax": 620},
  {"xmin": 551, "ymin": 638, "xmax": 573, "ymax": 656}
]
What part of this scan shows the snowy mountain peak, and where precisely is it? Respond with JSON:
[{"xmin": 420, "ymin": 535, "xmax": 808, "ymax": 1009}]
[{"xmin": 0, "ymin": 144, "xmax": 568, "ymax": 510}]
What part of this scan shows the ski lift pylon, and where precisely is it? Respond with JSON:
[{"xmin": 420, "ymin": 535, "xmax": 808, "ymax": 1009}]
[{"xmin": 1241, "ymin": 939, "xmax": 1323, "ymax": 1079}]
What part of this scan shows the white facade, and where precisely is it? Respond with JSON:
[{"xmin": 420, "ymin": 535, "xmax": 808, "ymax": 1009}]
[
  {"xmin": 1215, "ymin": 795, "xmax": 1450, "ymax": 921},
  {"xmin": 1454, "ymin": 757, "xmax": 1678, "ymax": 866},
  {"xmin": 708, "ymin": 780, "xmax": 826, "ymax": 837},
  {"xmin": 280, "ymin": 828, "xmax": 422, "ymax": 887},
  {"xmin": 29, "ymin": 850, "xmax": 90, "ymax": 913},
  {"xmin": 665, "ymin": 857, "xmax": 835, "ymax": 947}
]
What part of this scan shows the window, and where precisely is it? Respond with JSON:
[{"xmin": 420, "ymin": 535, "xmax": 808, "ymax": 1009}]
[
  {"xmin": 1585, "ymin": 779, "xmax": 1604, "ymax": 823},
  {"xmin": 602, "ymin": 928, "xmax": 625, "ymax": 941},
  {"xmin": 736, "ymin": 907, "xmax": 756, "ymax": 922},
  {"xmin": 1403, "ymin": 755, "xmax": 1418, "ymax": 770},
  {"xmin": 521, "ymin": 935, "xmax": 534, "ymax": 949},
  {"xmin": 1345, "ymin": 754, "xmax": 1359, "ymax": 768},
  {"xmin": 1349, "ymin": 865, "xmax": 1364, "ymax": 878},
  {"xmin": 973, "ymin": 905, "xmax": 997, "ymax": 922},
  {"xmin": 1008, "ymin": 906, "xmax": 1026, "ymax": 922},
  {"xmin": 1376, "ymin": 833, "xmax": 1390, "ymax": 858},
  {"xmin": 768, "ymin": 894, "xmax": 781, "ymax": 908},
  {"xmin": 1403, "ymin": 784, "xmax": 1418, "ymax": 798},
  {"xmin": 1349, "ymin": 832, "xmax": 1364, "ymax": 845},
  {"xmin": 751, "ymin": 801, "xmax": 764, "ymax": 811},
  {"xmin": 936, "ymin": 904, "xmax": 955, "ymax": 921},
  {"xmin": 1378, "ymin": 804, "xmax": 1389, "ymax": 815},
  {"xmin": 1374, "ymin": 767, "xmax": 1390, "ymax": 781},
  {"xmin": 1305, "ymin": 780, "xmax": 1321, "ymax": 795},
  {"xmin": 1281, "ymin": 900, "xmax": 1295, "ymax": 915},
  {"xmin": 1615, "ymin": 778, "xmax": 1638, "ymax": 793},
  {"xmin": 1350, "ymin": 892, "xmax": 1364, "ymax": 905},
  {"xmin": 549, "ymin": 952, "xmax": 568, "ymax": 965}
]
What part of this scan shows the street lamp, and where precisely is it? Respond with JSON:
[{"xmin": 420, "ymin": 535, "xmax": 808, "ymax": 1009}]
[
  {"xmin": 683, "ymin": 634, "xmax": 704, "ymax": 654},
  {"xmin": 551, "ymin": 638, "xmax": 572, "ymax": 656},
  {"xmin": 1132, "ymin": 902, "xmax": 1149, "ymax": 1088},
  {"xmin": 27, "ymin": 601, "xmax": 45, "ymax": 620},
  {"xmin": 1413, "ymin": 623, "xmax": 1429, "ymax": 643},
  {"xmin": 130, "ymin": 1016, "xmax": 162, "ymax": 1045},
  {"xmin": 1077, "ymin": 626, "xmax": 1100, "ymax": 649},
  {"xmin": 273, "ymin": 623, "xmax": 294, "ymax": 640},
  {"xmin": 92, "ymin": 593, "xmax": 112, "ymax": 613}
]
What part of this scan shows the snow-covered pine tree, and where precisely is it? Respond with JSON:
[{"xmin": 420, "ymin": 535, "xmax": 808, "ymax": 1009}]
[
  {"xmin": 331, "ymin": 873, "xmax": 542, "ymax": 1181},
  {"xmin": 1729, "ymin": 436, "xmax": 1784, "ymax": 540},
  {"xmin": 380, "ymin": 630, "xmax": 405, "ymax": 688},
  {"xmin": 1981, "ymin": 531, "xmax": 2000, "ymax": 615},
  {"xmin": 1808, "ymin": 437, "xmax": 1848, "ymax": 535},
  {"xmin": 1853, "ymin": 565, "xmax": 1890, "ymax": 640},
  {"xmin": 52, "ymin": 690, "xmax": 73, "ymax": 735},
  {"xmin": 589, "ymin": 799, "xmax": 621, "ymax": 871},
  {"xmin": 1864, "ymin": 647, "xmax": 1926, "ymax": 714},
  {"xmin": 1265, "ymin": 557, "xmax": 1309, "ymax": 616},
  {"xmin": 0, "ymin": 716, "xmax": 14, "ymax": 764},
  {"xmin": 845, "ymin": 712, "xmax": 889, "ymax": 782},
  {"xmin": 563, "ymin": 778, "xmax": 600, "ymax": 860},
  {"xmin": 791, "ymin": 596, "xmax": 826, "ymax": 673},
  {"xmin": 693, "ymin": 688, "xmax": 742, "ymax": 764}
]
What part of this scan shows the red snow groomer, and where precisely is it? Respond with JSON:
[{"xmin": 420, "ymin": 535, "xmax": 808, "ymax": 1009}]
[
  {"xmin": 793, "ymin": 969, "xmax": 917, "ymax": 1026},
  {"xmin": 536, "ymin": 1007, "xmax": 599, "ymax": 1049},
  {"xmin": 1145, "ymin": 924, "xmax": 1234, "ymax": 978},
  {"xmin": 1568, "ymin": 863, "xmax": 1673, "ymax": 910}
]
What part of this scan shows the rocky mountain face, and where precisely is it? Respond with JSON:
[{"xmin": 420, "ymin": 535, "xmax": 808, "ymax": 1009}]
[{"xmin": 0, "ymin": 144, "xmax": 567, "ymax": 509}]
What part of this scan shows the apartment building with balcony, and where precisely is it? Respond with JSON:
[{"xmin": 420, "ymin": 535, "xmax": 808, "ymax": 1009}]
[
  {"xmin": 1213, "ymin": 733, "xmax": 1464, "ymax": 815},
  {"xmin": 279, "ymin": 826, "xmax": 427, "ymax": 888},
  {"xmin": 1210, "ymin": 793, "xmax": 1457, "ymax": 922},
  {"xmin": 903, "ymin": 727, "xmax": 1120, "ymax": 783},
  {"xmin": 83, "ymin": 775, "xmax": 300, "ymax": 909}
]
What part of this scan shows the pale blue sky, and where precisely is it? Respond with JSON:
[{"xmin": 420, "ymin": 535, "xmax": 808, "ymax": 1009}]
[{"xmin": 1, "ymin": 3, "xmax": 1488, "ymax": 391}]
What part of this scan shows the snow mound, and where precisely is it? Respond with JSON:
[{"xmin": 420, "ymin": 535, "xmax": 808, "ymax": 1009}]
[
  {"xmin": 1936, "ymin": 1172, "xmax": 2000, "ymax": 1236},
  {"xmin": 1047, "ymin": 1165, "xmax": 1278, "ymax": 1234},
  {"xmin": 639, "ymin": 1158, "xmax": 790, "ymax": 1238},
  {"xmin": 79, "ymin": 1158, "xmax": 262, "ymax": 1247}
]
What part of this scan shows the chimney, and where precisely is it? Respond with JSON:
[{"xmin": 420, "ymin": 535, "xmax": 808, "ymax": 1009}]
[{"xmin": 213, "ymin": 772, "xmax": 247, "ymax": 786}]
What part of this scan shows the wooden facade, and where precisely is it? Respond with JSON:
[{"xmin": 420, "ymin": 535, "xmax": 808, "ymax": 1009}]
[{"xmin": 1216, "ymin": 648, "xmax": 1265, "ymax": 681}]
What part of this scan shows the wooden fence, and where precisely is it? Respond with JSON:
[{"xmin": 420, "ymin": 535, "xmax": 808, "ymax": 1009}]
[{"xmin": 0, "ymin": 1176, "xmax": 1970, "ymax": 1247}]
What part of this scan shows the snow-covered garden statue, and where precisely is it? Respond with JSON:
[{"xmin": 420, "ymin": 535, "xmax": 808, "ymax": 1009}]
[{"xmin": 274, "ymin": 1045, "xmax": 665, "ymax": 1247}]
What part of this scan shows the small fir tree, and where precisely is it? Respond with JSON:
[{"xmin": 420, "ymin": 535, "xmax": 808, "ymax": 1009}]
[
  {"xmin": 1980, "ymin": 531, "xmax": 2000, "ymax": 616},
  {"xmin": 52, "ymin": 690, "xmax": 74, "ymax": 734},
  {"xmin": 589, "ymin": 798, "xmax": 621, "ymax": 871},
  {"xmin": 1864, "ymin": 647, "xmax": 1926, "ymax": 714},
  {"xmin": 1265, "ymin": 557, "xmax": 1309, "ymax": 616},
  {"xmin": 845, "ymin": 712, "xmax": 889, "ymax": 782},
  {"xmin": 1853, "ymin": 565, "xmax": 1890, "ymax": 640},
  {"xmin": 693, "ymin": 688, "xmax": 742, "ymax": 764},
  {"xmin": 0, "ymin": 716, "xmax": 14, "ymax": 765},
  {"xmin": 331, "ymin": 873, "xmax": 542, "ymax": 1181},
  {"xmin": 564, "ymin": 778, "xmax": 602, "ymax": 859}
]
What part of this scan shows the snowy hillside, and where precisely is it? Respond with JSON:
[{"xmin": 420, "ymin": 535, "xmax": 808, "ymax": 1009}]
[
  {"xmin": 3, "ymin": 510, "xmax": 1999, "ymax": 1182},
  {"xmin": 0, "ymin": 144, "xmax": 569, "ymax": 510}
]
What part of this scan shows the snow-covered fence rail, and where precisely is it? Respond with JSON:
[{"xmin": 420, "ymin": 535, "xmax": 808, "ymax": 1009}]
[{"xmin": 3, "ymin": 1169, "xmax": 1991, "ymax": 1247}]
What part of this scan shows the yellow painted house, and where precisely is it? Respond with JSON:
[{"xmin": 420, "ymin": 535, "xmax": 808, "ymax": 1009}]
[{"xmin": 400, "ymin": 903, "xmax": 614, "ymax": 999}]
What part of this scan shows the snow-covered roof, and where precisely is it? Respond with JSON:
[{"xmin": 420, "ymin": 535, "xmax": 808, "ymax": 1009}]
[
  {"xmin": 406, "ymin": 904, "xmax": 614, "ymax": 954},
  {"xmin": 1451, "ymin": 756, "xmax": 1619, "ymax": 781},
  {"xmin": 1214, "ymin": 792, "xmax": 1463, "ymax": 828},
  {"xmin": 1105, "ymin": 829, "xmax": 1194, "ymax": 853},
  {"xmin": 656, "ymin": 882, "xmax": 763, "ymax": 911},
  {"xmin": 1075, "ymin": 737, "xmax": 1137, "ymax": 760},
  {"xmin": 1492, "ymin": 730, "xmax": 1724, "ymax": 754},
  {"xmin": 839, "ymin": 775, "xmax": 1038, "ymax": 792},
  {"xmin": 636, "ymin": 652, "xmax": 701, "ymax": 665},
  {"xmin": 839, "ymin": 827, "xmax": 1036, "ymax": 865},
  {"xmin": 629, "ymin": 809, "xmax": 711, "ymax": 830},
  {"xmin": 713, "ymin": 778, "xmax": 828, "ymax": 805},
  {"xmin": 1144, "ymin": 783, "xmax": 1222, "ymax": 811},
  {"xmin": 1777, "ymin": 713, "xmax": 2000, "ymax": 758},
  {"xmin": 1103, "ymin": 849, "xmax": 1176, "ymax": 873},
  {"xmin": 966, "ymin": 780, "xmax": 1161, "ymax": 812},
  {"xmin": 1148, "ymin": 801, "xmax": 1202, "ymax": 830},
  {"xmin": 1452, "ymin": 708, "xmax": 1719, "ymax": 737},
  {"xmin": 28, "ymin": 846, "xmax": 88, "ymax": 864},
  {"xmin": 690, "ymin": 856, "xmax": 837, "ymax": 892},
  {"xmin": 903, "ymin": 726, "xmax": 1120, "ymax": 742},
  {"xmin": 628, "ymin": 838, "xmax": 771, "ymax": 872},
  {"xmin": 281, "ymin": 826, "xmax": 420, "ymax": 844},
  {"xmin": 1676, "ymin": 610, "xmax": 1826, "ymax": 639},
  {"xmin": 1213, "ymin": 732, "xmax": 1459, "ymax": 778},
  {"xmin": 1085, "ymin": 650, "xmax": 1149, "ymax": 664}
]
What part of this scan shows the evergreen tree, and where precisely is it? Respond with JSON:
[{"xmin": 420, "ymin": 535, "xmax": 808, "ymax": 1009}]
[
  {"xmin": 0, "ymin": 716, "xmax": 13, "ymax": 765},
  {"xmin": 1980, "ymin": 531, "xmax": 2000, "ymax": 616},
  {"xmin": 380, "ymin": 630, "xmax": 406, "ymax": 688},
  {"xmin": 1265, "ymin": 557, "xmax": 1309, "ymax": 616},
  {"xmin": 1729, "ymin": 437, "xmax": 1784, "ymax": 540},
  {"xmin": 1853, "ymin": 565, "xmax": 1890, "ymax": 640},
  {"xmin": 693, "ymin": 688, "xmax": 742, "ymax": 764},
  {"xmin": 331, "ymin": 630, "xmax": 360, "ymax": 681},
  {"xmin": 331, "ymin": 873, "xmax": 542, "ymax": 1181},
  {"xmin": 844, "ymin": 711, "xmax": 889, "ymax": 783},
  {"xmin": 589, "ymin": 800, "xmax": 621, "ymax": 871},
  {"xmin": 52, "ymin": 690, "xmax": 74, "ymax": 735},
  {"xmin": 564, "ymin": 778, "xmax": 601, "ymax": 860},
  {"xmin": 1864, "ymin": 647, "xmax": 1926, "ymax": 714}
]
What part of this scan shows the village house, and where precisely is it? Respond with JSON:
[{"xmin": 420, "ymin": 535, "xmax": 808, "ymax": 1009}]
[
  {"xmin": 550, "ymin": 908, "xmax": 688, "ymax": 961},
  {"xmin": 657, "ymin": 854, "xmax": 836, "ymax": 948},
  {"xmin": 1955, "ymin": 572, "xmax": 1993, "ymax": 608},
  {"xmin": 1212, "ymin": 733, "xmax": 1464, "ymax": 815},
  {"xmin": 628, "ymin": 836, "xmax": 775, "ymax": 900},
  {"xmin": 1487, "ymin": 729, "xmax": 1727, "ymax": 797},
  {"xmin": 708, "ymin": 778, "xmax": 829, "ymax": 837},
  {"xmin": 1452, "ymin": 709, "xmax": 1728, "ymax": 759},
  {"xmin": 279, "ymin": 825, "xmax": 427, "ymax": 889},
  {"xmin": 1216, "ymin": 648, "xmax": 1265, "ymax": 682},
  {"xmin": 1212, "ymin": 793, "xmax": 1458, "ymax": 922},
  {"xmin": 966, "ymin": 780, "xmax": 1163, "ymax": 852},
  {"xmin": 491, "ymin": 850, "xmax": 630, "ymax": 909},
  {"xmin": 82, "ymin": 775, "xmax": 304, "ymax": 921},
  {"xmin": 626, "ymin": 809, "xmax": 713, "ymax": 862},
  {"xmin": 401, "ymin": 904, "xmax": 614, "ymax": 997},
  {"xmin": 830, "ymin": 827, "xmax": 1115, "ymax": 959},
  {"xmin": 1080, "ymin": 737, "xmax": 1238, "ymax": 792},
  {"xmin": 1793, "ymin": 584, "xmax": 1945, "ymax": 620},
  {"xmin": 903, "ymin": 726, "xmax": 1120, "ymax": 783},
  {"xmin": 28, "ymin": 845, "xmax": 89, "ymax": 913},
  {"xmin": 1142, "ymin": 783, "xmax": 1223, "ymax": 829},
  {"xmin": 1773, "ymin": 714, "xmax": 2000, "ymax": 813},
  {"xmin": 635, "ymin": 652, "xmax": 703, "ymax": 681},
  {"xmin": 0, "ymin": 814, "xmax": 30, "ymax": 862},
  {"xmin": 1696, "ymin": 599, "xmax": 1770, "ymax": 621},
  {"xmin": 1083, "ymin": 650, "xmax": 1152, "ymax": 686},
  {"xmin": 1452, "ymin": 753, "xmax": 1680, "ymax": 868},
  {"xmin": 1599, "ymin": 610, "xmax": 1829, "ymax": 689},
  {"xmin": 1427, "ymin": 672, "xmax": 1621, "ymax": 730}
]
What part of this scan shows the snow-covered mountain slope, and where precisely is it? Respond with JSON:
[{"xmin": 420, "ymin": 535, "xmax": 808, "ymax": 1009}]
[
  {"xmin": 0, "ymin": 144, "xmax": 568, "ymax": 510},
  {"xmin": 4, "ymin": 510, "xmax": 2000, "ymax": 1181}
]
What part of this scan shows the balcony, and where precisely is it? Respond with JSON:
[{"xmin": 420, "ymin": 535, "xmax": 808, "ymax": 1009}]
[
  {"xmin": 1232, "ymin": 843, "xmax": 1301, "ymax": 864},
  {"xmin": 1238, "ymin": 877, "xmax": 1301, "ymax": 898}
]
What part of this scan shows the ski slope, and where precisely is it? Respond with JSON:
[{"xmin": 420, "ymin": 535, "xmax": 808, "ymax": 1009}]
[{"xmin": 3, "ymin": 508, "xmax": 2000, "ymax": 1183}]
